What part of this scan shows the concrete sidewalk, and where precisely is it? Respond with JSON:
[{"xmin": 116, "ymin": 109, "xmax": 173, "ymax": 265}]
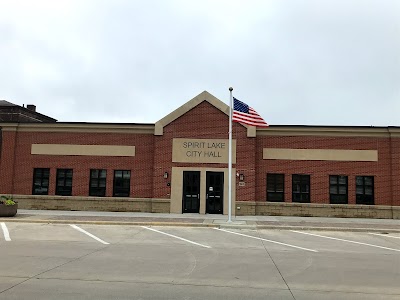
[{"xmin": 1, "ymin": 209, "xmax": 399, "ymax": 232}]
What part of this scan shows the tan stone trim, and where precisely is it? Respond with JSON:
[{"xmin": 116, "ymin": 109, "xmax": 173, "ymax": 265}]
[
  {"xmin": 31, "ymin": 144, "xmax": 136, "ymax": 157},
  {"xmin": 257, "ymin": 126, "xmax": 391, "ymax": 137},
  {"xmin": 155, "ymin": 91, "xmax": 252, "ymax": 136},
  {"xmin": 170, "ymin": 167, "xmax": 236, "ymax": 215},
  {"xmin": 10, "ymin": 194, "xmax": 171, "ymax": 213},
  {"xmin": 235, "ymin": 201, "xmax": 400, "ymax": 219},
  {"xmin": 236, "ymin": 201, "xmax": 396, "ymax": 210},
  {"xmin": 247, "ymin": 126, "xmax": 256, "ymax": 137},
  {"xmin": 154, "ymin": 123, "xmax": 163, "ymax": 135},
  {"xmin": 11, "ymin": 194, "xmax": 168, "ymax": 203},
  {"xmin": 0, "ymin": 124, "xmax": 18, "ymax": 131},
  {"xmin": 263, "ymin": 148, "xmax": 378, "ymax": 162},
  {"xmin": 172, "ymin": 138, "xmax": 236, "ymax": 164},
  {"xmin": 388, "ymin": 128, "xmax": 400, "ymax": 137},
  {"xmin": 0, "ymin": 123, "xmax": 154, "ymax": 134}
]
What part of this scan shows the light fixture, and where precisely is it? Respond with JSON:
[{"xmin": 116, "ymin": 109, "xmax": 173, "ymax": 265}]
[
  {"xmin": 164, "ymin": 172, "xmax": 168, "ymax": 179},
  {"xmin": 239, "ymin": 173, "xmax": 244, "ymax": 181}
]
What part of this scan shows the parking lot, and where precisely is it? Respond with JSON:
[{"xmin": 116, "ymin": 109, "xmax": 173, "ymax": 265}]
[{"xmin": 0, "ymin": 222, "xmax": 400, "ymax": 299}]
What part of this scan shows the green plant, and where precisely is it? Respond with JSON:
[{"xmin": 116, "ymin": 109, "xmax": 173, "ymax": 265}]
[{"xmin": 0, "ymin": 195, "xmax": 16, "ymax": 206}]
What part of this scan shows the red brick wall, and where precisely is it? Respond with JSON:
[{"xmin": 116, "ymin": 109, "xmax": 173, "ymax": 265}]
[
  {"xmin": 153, "ymin": 101, "xmax": 256, "ymax": 201},
  {"xmin": 256, "ymin": 135, "xmax": 396, "ymax": 205},
  {"xmin": 1, "ymin": 103, "xmax": 400, "ymax": 209},
  {"xmin": 391, "ymin": 137, "xmax": 400, "ymax": 206},
  {"xmin": 0, "ymin": 131, "xmax": 17, "ymax": 194},
  {"xmin": 0, "ymin": 131, "xmax": 154, "ymax": 198}
]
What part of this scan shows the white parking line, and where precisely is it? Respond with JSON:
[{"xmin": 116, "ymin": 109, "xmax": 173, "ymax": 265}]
[
  {"xmin": 369, "ymin": 233, "xmax": 400, "ymax": 240},
  {"xmin": 1, "ymin": 222, "xmax": 11, "ymax": 241},
  {"xmin": 69, "ymin": 224, "xmax": 109, "ymax": 245},
  {"xmin": 142, "ymin": 226, "xmax": 211, "ymax": 249},
  {"xmin": 291, "ymin": 230, "xmax": 400, "ymax": 253},
  {"xmin": 214, "ymin": 228, "xmax": 318, "ymax": 253}
]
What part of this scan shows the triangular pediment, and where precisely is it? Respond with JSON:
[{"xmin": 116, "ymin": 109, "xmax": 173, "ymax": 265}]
[
  {"xmin": 155, "ymin": 91, "xmax": 255, "ymax": 136},
  {"xmin": 155, "ymin": 91, "xmax": 228, "ymax": 135}
]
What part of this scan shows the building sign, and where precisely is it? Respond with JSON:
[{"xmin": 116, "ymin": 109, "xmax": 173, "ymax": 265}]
[{"xmin": 172, "ymin": 138, "xmax": 236, "ymax": 163}]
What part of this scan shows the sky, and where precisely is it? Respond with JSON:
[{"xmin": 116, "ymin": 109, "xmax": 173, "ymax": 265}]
[{"xmin": 0, "ymin": 0, "xmax": 399, "ymax": 126}]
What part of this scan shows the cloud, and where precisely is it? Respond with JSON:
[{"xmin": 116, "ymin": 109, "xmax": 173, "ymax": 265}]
[{"xmin": 0, "ymin": 0, "xmax": 399, "ymax": 126}]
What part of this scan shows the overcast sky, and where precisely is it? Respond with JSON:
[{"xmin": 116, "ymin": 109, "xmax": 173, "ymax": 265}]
[{"xmin": 0, "ymin": 0, "xmax": 399, "ymax": 126}]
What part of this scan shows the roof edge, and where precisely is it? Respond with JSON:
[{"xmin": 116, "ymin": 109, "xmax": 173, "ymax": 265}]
[
  {"xmin": 0, "ymin": 122, "xmax": 155, "ymax": 134},
  {"xmin": 257, "ymin": 126, "xmax": 400, "ymax": 137}
]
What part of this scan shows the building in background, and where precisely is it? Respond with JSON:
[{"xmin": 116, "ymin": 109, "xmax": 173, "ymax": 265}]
[
  {"xmin": 0, "ymin": 91, "xmax": 399, "ymax": 219},
  {"xmin": 0, "ymin": 100, "xmax": 57, "ymax": 123}
]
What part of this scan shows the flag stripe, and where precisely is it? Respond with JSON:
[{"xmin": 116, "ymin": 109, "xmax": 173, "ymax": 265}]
[
  {"xmin": 233, "ymin": 115, "xmax": 266, "ymax": 124},
  {"xmin": 233, "ymin": 115, "xmax": 268, "ymax": 126},
  {"xmin": 233, "ymin": 114, "xmax": 268, "ymax": 125},
  {"xmin": 233, "ymin": 111, "xmax": 265, "ymax": 121},
  {"xmin": 233, "ymin": 119, "xmax": 268, "ymax": 127}
]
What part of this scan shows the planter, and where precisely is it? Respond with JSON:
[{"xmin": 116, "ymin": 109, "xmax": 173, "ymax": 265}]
[{"xmin": 0, "ymin": 204, "xmax": 18, "ymax": 217}]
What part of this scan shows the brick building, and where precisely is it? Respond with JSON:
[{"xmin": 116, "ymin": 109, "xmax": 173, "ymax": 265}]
[
  {"xmin": 0, "ymin": 91, "xmax": 399, "ymax": 218},
  {"xmin": 0, "ymin": 100, "xmax": 57, "ymax": 123}
]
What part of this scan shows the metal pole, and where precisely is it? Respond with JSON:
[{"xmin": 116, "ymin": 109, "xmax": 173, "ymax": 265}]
[{"xmin": 228, "ymin": 87, "xmax": 233, "ymax": 223}]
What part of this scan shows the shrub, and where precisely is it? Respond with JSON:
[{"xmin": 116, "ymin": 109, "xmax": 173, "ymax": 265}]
[{"xmin": 0, "ymin": 195, "xmax": 16, "ymax": 206}]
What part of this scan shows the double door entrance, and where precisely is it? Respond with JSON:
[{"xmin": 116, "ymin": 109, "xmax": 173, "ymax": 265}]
[{"xmin": 182, "ymin": 171, "xmax": 224, "ymax": 214}]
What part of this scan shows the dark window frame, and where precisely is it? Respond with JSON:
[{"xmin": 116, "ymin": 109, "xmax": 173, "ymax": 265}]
[
  {"xmin": 292, "ymin": 174, "xmax": 310, "ymax": 203},
  {"xmin": 32, "ymin": 168, "xmax": 50, "ymax": 195},
  {"xmin": 89, "ymin": 169, "xmax": 107, "ymax": 197},
  {"xmin": 356, "ymin": 176, "xmax": 374, "ymax": 205},
  {"xmin": 267, "ymin": 173, "xmax": 285, "ymax": 202},
  {"xmin": 56, "ymin": 169, "xmax": 73, "ymax": 196},
  {"xmin": 113, "ymin": 170, "xmax": 131, "ymax": 197},
  {"xmin": 329, "ymin": 175, "xmax": 348, "ymax": 204}
]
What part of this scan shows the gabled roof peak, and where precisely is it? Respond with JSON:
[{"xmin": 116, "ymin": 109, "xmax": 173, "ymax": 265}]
[
  {"xmin": 154, "ymin": 91, "xmax": 255, "ymax": 137},
  {"xmin": 154, "ymin": 91, "xmax": 228, "ymax": 135}
]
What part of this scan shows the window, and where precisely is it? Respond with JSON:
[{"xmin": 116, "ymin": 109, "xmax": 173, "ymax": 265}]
[
  {"xmin": 329, "ymin": 175, "xmax": 348, "ymax": 204},
  {"xmin": 89, "ymin": 169, "xmax": 107, "ymax": 197},
  {"xmin": 356, "ymin": 176, "xmax": 374, "ymax": 205},
  {"xmin": 292, "ymin": 174, "xmax": 310, "ymax": 203},
  {"xmin": 113, "ymin": 170, "xmax": 131, "ymax": 197},
  {"xmin": 56, "ymin": 169, "xmax": 73, "ymax": 196},
  {"xmin": 267, "ymin": 173, "xmax": 284, "ymax": 202},
  {"xmin": 32, "ymin": 168, "xmax": 50, "ymax": 195}
]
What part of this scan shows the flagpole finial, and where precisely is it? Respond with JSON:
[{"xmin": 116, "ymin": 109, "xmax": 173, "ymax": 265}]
[{"xmin": 229, "ymin": 87, "xmax": 233, "ymax": 91}]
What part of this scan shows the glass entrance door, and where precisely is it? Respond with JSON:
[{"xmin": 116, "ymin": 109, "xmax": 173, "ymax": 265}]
[
  {"xmin": 206, "ymin": 171, "xmax": 224, "ymax": 214},
  {"xmin": 182, "ymin": 171, "xmax": 200, "ymax": 213}
]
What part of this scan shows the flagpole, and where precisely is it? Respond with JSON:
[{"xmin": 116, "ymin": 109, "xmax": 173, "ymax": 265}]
[{"xmin": 228, "ymin": 87, "xmax": 233, "ymax": 223}]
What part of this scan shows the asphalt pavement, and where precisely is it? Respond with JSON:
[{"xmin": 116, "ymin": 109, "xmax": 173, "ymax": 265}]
[{"xmin": 1, "ymin": 223, "xmax": 400, "ymax": 299}]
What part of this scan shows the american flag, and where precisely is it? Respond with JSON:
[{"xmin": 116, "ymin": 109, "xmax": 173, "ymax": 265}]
[{"xmin": 232, "ymin": 97, "xmax": 268, "ymax": 127}]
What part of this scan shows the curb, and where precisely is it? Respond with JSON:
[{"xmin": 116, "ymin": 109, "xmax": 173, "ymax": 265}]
[
  {"xmin": 0, "ymin": 219, "xmax": 219, "ymax": 228},
  {"xmin": 1, "ymin": 218, "xmax": 400, "ymax": 233},
  {"xmin": 254, "ymin": 225, "xmax": 400, "ymax": 233}
]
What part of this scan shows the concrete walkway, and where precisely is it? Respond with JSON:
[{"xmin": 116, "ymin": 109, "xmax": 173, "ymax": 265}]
[{"xmin": 1, "ymin": 209, "xmax": 399, "ymax": 232}]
